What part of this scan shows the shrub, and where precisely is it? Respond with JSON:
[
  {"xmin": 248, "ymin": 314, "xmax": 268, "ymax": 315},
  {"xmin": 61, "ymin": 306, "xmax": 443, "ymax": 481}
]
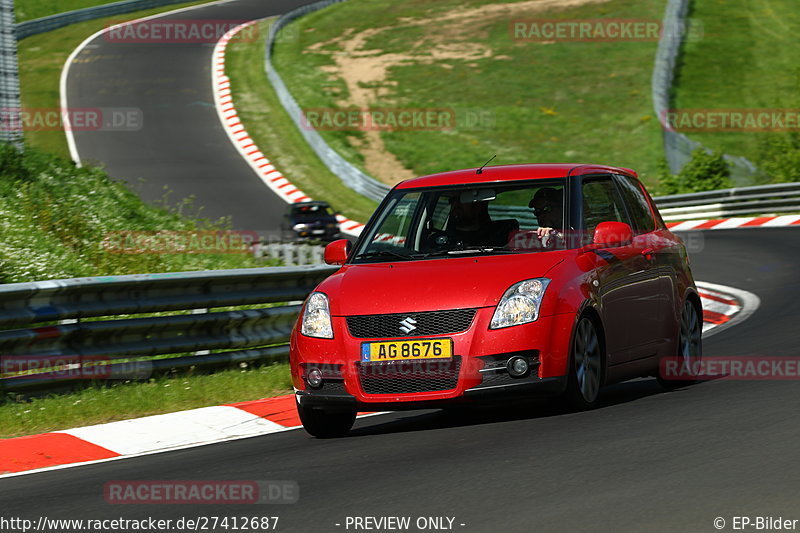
[
  {"xmin": 755, "ymin": 132, "xmax": 800, "ymax": 184},
  {"xmin": 657, "ymin": 149, "xmax": 732, "ymax": 195}
]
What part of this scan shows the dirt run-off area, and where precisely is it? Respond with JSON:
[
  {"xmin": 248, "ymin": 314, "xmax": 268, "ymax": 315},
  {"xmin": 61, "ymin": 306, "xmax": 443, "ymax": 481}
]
[{"xmin": 302, "ymin": 0, "xmax": 610, "ymax": 184}]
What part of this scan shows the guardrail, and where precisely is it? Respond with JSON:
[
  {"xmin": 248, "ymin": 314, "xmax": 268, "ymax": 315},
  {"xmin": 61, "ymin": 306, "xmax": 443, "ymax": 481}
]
[
  {"xmin": 15, "ymin": 0, "xmax": 193, "ymax": 40},
  {"xmin": 0, "ymin": 264, "xmax": 337, "ymax": 392},
  {"xmin": 653, "ymin": 182, "xmax": 800, "ymax": 220},
  {"xmin": 264, "ymin": 0, "xmax": 391, "ymax": 203},
  {"xmin": 652, "ymin": 0, "xmax": 756, "ymax": 182}
]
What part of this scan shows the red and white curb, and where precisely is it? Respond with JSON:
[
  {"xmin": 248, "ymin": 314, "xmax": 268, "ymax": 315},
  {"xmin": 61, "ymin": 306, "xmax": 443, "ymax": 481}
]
[
  {"xmin": 696, "ymin": 281, "xmax": 759, "ymax": 337},
  {"xmin": 0, "ymin": 282, "xmax": 755, "ymax": 478},
  {"xmin": 212, "ymin": 21, "xmax": 365, "ymax": 237},
  {"xmin": 666, "ymin": 214, "xmax": 800, "ymax": 231},
  {"xmin": 0, "ymin": 396, "xmax": 308, "ymax": 478}
]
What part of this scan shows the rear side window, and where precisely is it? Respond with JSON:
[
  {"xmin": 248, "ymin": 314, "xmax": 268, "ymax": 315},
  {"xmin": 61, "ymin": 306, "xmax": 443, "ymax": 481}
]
[
  {"xmin": 581, "ymin": 176, "xmax": 630, "ymax": 239},
  {"xmin": 615, "ymin": 175, "xmax": 656, "ymax": 234}
]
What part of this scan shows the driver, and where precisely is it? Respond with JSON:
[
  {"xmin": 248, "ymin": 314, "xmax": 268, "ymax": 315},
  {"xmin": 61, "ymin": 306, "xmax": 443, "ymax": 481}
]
[{"xmin": 529, "ymin": 187, "xmax": 564, "ymax": 246}]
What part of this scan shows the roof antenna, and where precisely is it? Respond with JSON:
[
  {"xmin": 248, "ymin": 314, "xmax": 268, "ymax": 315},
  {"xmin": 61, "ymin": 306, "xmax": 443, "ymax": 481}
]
[{"xmin": 476, "ymin": 154, "xmax": 496, "ymax": 175}]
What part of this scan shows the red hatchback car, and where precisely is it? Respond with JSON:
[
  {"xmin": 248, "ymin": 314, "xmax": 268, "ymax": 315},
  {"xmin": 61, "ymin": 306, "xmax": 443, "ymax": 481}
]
[{"xmin": 290, "ymin": 164, "xmax": 702, "ymax": 437}]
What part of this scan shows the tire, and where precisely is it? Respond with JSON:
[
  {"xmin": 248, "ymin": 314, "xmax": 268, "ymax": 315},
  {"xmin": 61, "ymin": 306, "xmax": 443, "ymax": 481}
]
[
  {"xmin": 296, "ymin": 398, "xmax": 356, "ymax": 438},
  {"xmin": 564, "ymin": 315, "xmax": 604, "ymax": 409},
  {"xmin": 657, "ymin": 299, "xmax": 702, "ymax": 389}
]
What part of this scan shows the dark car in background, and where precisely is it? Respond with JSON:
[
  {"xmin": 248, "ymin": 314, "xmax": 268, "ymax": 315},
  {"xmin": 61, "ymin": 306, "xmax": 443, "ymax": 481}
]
[{"xmin": 282, "ymin": 201, "xmax": 341, "ymax": 242}]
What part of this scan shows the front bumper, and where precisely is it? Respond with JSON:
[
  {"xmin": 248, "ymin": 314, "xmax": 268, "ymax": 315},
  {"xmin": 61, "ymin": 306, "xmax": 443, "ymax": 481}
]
[
  {"xmin": 296, "ymin": 374, "xmax": 568, "ymax": 412},
  {"xmin": 290, "ymin": 308, "xmax": 576, "ymax": 408}
]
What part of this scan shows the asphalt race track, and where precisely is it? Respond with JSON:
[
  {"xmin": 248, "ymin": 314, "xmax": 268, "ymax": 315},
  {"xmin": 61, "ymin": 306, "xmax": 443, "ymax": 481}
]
[
  {"xmin": 32, "ymin": 0, "xmax": 800, "ymax": 530},
  {"xmin": 65, "ymin": 0, "xmax": 316, "ymax": 230},
  {"xmin": 1, "ymin": 228, "xmax": 798, "ymax": 532}
]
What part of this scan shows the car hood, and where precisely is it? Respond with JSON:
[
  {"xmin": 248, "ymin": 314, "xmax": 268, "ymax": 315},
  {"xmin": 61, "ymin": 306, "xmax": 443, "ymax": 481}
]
[{"xmin": 319, "ymin": 253, "xmax": 567, "ymax": 316}]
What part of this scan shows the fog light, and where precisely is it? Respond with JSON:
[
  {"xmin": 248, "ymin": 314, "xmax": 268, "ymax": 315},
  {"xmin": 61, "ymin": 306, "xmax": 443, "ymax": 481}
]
[
  {"xmin": 306, "ymin": 367, "xmax": 323, "ymax": 388},
  {"xmin": 507, "ymin": 356, "xmax": 530, "ymax": 378}
]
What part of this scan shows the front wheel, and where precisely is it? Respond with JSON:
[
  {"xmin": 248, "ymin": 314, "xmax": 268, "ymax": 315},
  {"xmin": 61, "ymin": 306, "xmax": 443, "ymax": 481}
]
[
  {"xmin": 564, "ymin": 316, "xmax": 604, "ymax": 409},
  {"xmin": 658, "ymin": 299, "xmax": 702, "ymax": 389},
  {"xmin": 296, "ymin": 398, "xmax": 356, "ymax": 438}
]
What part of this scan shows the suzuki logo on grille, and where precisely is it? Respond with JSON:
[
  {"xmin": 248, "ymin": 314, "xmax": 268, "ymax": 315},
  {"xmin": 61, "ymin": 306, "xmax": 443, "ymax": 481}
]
[{"xmin": 399, "ymin": 317, "xmax": 418, "ymax": 334}]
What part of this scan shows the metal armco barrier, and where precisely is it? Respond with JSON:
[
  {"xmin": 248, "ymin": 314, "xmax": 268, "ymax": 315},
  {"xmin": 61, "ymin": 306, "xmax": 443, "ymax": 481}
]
[
  {"xmin": 652, "ymin": 0, "xmax": 756, "ymax": 181},
  {"xmin": 0, "ymin": 264, "xmax": 337, "ymax": 392},
  {"xmin": 15, "ymin": 0, "xmax": 193, "ymax": 40},
  {"xmin": 653, "ymin": 182, "xmax": 800, "ymax": 220},
  {"xmin": 264, "ymin": 0, "xmax": 391, "ymax": 203}
]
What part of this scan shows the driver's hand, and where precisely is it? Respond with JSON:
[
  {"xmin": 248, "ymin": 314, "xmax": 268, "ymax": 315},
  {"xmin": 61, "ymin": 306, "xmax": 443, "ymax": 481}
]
[{"xmin": 536, "ymin": 227, "xmax": 553, "ymax": 239}]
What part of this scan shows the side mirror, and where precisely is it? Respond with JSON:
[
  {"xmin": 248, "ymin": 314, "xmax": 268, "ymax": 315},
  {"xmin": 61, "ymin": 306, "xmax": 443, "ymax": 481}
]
[
  {"xmin": 593, "ymin": 221, "xmax": 633, "ymax": 247},
  {"xmin": 324, "ymin": 239, "xmax": 351, "ymax": 265}
]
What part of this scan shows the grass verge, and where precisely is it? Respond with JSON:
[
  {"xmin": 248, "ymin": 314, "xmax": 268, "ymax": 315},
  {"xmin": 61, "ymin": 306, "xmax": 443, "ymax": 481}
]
[
  {"xmin": 0, "ymin": 143, "xmax": 268, "ymax": 282},
  {"xmin": 672, "ymin": 0, "xmax": 800, "ymax": 164},
  {"xmin": 18, "ymin": 0, "xmax": 218, "ymax": 158},
  {"xmin": 272, "ymin": 0, "xmax": 666, "ymax": 187},
  {"xmin": 15, "ymin": 0, "xmax": 187, "ymax": 22},
  {"xmin": 225, "ymin": 19, "xmax": 378, "ymax": 223},
  {"xmin": 0, "ymin": 363, "xmax": 292, "ymax": 438}
]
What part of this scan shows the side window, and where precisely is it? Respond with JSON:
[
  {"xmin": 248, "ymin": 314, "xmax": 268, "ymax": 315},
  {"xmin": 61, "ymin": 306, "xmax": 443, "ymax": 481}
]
[
  {"xmin": 615, "ymin": 175, "xmax": 656, "ymax": 234},
  {"xmin": 581, "ymin": 177, "xmax": 629, "ymax": 239}
]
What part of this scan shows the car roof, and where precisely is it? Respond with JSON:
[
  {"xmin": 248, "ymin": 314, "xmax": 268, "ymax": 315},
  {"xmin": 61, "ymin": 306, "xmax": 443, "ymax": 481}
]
[{"xmin": 395, "ymin": 163, "xmax": 637, "ymax": 189}]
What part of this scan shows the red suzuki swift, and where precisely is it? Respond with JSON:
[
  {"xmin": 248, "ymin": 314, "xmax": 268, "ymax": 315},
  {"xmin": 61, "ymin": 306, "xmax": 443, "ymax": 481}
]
[{"xmin": 290, "ymin": 164, "xmax": 702, "ymax": 437}]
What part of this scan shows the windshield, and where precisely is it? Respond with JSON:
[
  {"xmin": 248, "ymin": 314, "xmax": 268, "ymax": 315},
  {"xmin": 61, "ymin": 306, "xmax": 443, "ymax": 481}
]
[{"xmin": 351, "ymin": 179, "xmax": 567, "ymax": 263}]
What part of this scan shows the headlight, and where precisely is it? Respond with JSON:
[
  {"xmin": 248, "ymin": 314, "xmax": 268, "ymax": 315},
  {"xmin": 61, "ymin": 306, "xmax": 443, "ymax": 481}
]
[
  {"xmin": 301, "ymin": 292, "xmax": 333, "ymax": 338},
  {"xmin": 293, "ymin": 223, "xmax": 308, "ymax": 231},
  {"xmin": 490, "ymin": 278, "xmax": 551, "ymax": 329}
]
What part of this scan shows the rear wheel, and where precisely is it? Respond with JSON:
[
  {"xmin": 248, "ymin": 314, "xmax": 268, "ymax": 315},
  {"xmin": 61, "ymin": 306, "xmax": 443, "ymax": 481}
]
[
  {"xmin": 296, "ymin": 398, "xmax": 356, "ymax": 438},
  {"xmin": 564, "ymin": 316, "xmax": 604, "ymax": 409},
  {"xmin": 658, "ymin": 299, "xmax": 702, "ymax": 389}
]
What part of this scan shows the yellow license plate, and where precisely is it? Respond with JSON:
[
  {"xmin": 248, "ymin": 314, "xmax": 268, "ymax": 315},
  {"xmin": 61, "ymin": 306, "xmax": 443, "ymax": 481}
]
[{"xmin": 361, "ymin": 339, "xmax": 452, "ymax": 362}]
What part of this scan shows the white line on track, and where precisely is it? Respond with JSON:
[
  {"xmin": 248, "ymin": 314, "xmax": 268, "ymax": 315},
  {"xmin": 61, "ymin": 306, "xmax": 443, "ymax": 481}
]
[{"xmin": 59, "ymin": 0, "xmax": 238, "ymax": 166}]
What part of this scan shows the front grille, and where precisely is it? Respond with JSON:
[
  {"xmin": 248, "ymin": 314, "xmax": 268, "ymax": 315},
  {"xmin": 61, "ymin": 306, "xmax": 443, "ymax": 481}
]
[
  {"xmin": 358, "ymin": 357, "xmax": 461, "ymax": 394},
  {"xmin": 347, "ymin": 309, "xmax": 476, "ymax": 339}
]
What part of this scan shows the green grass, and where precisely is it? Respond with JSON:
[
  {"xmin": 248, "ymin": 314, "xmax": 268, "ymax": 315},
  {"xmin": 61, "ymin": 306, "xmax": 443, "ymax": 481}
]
[
  {"xmin": 18, "ymin": 0, "xmax": 217, "ymax": 157},
  {"xmin": 672, "ymin": 0, "xmax": 800, "ymax": 162},
  {"xmin": 0, "ymin": 363, "xmax": 292, "ymax": 438},
  {"xmin": 273, "ymin": 0, "xmax": 667, "ymax": 188},
  {"xmin": 15, "ymin": 0, "xmax": 200, "ymax": 22},
  {"xmin": 226, "ymin": 20, "xmax": 379, "ymax": 223},
  {"xmin": 0, "ymin": 143, "xmax": 269, "ymax": 283}
]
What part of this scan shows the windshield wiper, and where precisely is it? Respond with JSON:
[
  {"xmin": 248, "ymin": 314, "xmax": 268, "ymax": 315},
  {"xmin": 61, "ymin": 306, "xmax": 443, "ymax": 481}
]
[
  {"xmin": 353, "ymin": 250, "xmax": 414, "ymax": 261},
  {"xmin": 411, "ymin": 247, "xmax": 515, "ymax": 258},
  {"xmin": 446, "ymin": 246, "xmax": 515, "ymax": 255}
]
